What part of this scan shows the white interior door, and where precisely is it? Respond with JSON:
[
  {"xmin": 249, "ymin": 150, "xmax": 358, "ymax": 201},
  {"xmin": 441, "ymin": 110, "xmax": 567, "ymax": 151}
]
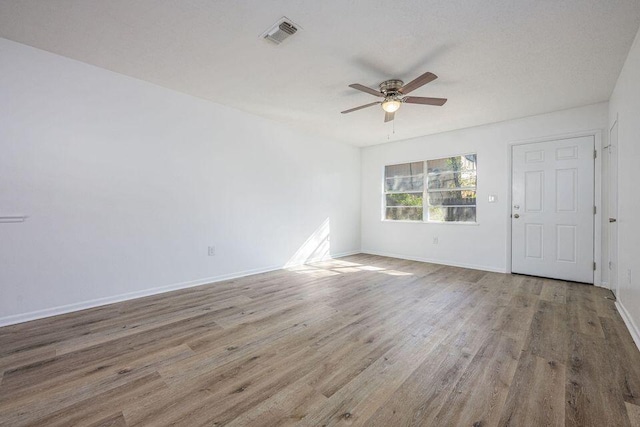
[
  {"xmin": 511, "ymin": 136, "xmax": 595, "ymax": 283},
  {"xmin": 609, "ymin": 121, "xmax": 619, "ymax": 295}
]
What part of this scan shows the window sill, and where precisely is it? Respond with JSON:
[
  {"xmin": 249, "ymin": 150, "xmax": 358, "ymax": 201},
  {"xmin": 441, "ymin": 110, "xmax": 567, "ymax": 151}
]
[
  {"xmin": 427, "ymin": 221, "xmax": 480, "ymax": 226},
  {"xmin": 381, "ymin": 219, "xmax": 480, "ymax": 226}
]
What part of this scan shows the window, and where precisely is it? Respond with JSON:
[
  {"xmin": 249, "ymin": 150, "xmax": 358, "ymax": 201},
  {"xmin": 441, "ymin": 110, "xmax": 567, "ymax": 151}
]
[
  {"xmin": 427, "ymin": 154, "xmax": 477, "ymax": 222},
  {"xmin": 384, "ymin": 154, "xmax": 477, "ymax": 223},
  {"xmin": 384, "ymin": 162, "xmax": 424, "ymax": 221}
]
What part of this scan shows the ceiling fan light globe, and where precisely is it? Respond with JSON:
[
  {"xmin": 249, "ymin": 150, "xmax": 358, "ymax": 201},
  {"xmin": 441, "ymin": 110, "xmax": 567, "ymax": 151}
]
[{"xmin": 381, "ymin": 99, "xmax": 401, "ymax": 113}]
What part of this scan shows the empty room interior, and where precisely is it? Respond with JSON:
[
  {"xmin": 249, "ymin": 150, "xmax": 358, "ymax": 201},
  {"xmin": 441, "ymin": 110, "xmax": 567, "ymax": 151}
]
[{"xmin": 2, "ymin": 1, "xmax": 640, "ymax": 426}]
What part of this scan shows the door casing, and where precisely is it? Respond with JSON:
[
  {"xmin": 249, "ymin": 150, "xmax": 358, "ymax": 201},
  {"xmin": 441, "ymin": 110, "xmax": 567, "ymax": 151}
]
[
  {"xmin": 608, "ymin": 119, "xmax": 619, "ymax": 295},
  {"xmin": 506, "ymin": 130, "xmax": 603, "ymax": 286}
]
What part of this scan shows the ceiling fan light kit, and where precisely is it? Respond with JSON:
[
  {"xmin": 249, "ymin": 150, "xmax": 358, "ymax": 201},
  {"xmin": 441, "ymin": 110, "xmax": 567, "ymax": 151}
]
[
  {"xmin": 381, "ymin": 98, "xmax": 401, "ymax": 113},
  {"xmin": 341, "ymin": 72, "xmax": 447, "ymax": 123}
]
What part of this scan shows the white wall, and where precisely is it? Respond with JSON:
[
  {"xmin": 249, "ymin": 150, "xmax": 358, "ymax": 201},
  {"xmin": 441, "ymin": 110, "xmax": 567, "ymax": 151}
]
[
  {"xmin": 609, "ymin": 26, "xmax": 640, "ymax": 348},
  {"xmin": 361, "ymin": 103, "xmax": 608, "ymax": 274},
  {"xmin": 0, "ymin": 38, "xmax": 361, "ymax": 325}
]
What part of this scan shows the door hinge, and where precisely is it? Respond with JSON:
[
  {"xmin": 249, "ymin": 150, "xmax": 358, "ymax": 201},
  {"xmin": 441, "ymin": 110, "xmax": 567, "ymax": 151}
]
[
  {"xmin": 593, "ymin": 262, "xmax": 597, "ymax": 271},
  {"xmin": 594, "ymin": 150, "xmax": 597, "ymax": 159},
  {"xmin": 594, "ymin": 206, "xmax": 597, "ymax": 215}
]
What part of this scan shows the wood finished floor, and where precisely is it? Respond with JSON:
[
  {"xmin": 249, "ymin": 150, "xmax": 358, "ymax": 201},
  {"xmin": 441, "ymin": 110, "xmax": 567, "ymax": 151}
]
[{"xmin": 1, "ymin": 254, "xmax": 640, "ymax": 427}]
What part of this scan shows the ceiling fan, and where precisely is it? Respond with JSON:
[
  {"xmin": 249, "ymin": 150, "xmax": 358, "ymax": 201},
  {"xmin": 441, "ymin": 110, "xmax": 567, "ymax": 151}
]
[{"xmin": 341, "ymin": 71, "xmax": 447, "ymax": 122}]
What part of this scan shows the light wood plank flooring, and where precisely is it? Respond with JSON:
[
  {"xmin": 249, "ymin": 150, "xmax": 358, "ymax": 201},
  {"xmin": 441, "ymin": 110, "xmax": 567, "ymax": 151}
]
[{"xmin": 1, "ymin": 254, "xmax": 640, "ymax": 426}]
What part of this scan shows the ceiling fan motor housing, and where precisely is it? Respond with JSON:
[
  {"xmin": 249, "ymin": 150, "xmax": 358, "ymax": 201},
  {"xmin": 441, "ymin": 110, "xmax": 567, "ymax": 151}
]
[{"xmin": 379, "ymin": 79, "xmax": 404, "ymax": 95}]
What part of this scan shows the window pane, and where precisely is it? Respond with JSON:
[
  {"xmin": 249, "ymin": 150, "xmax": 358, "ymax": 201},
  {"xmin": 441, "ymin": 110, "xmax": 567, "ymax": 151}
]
[
  {"xmin": 427, "ymin": 171, "xmax": 477, "ymax": 190},
  {"xmin": 385, "ymin": 207, "xmax": 423, "ymax": 221},
  {"xmin": 386, "ymin": 193, "xmax": 423, "ymax": 207},
  {"xmin": 386, "ymin": 162, "xmax": 424, "ymax": 177},
  {"xmin": 427, "ymin": 154, "xmax": 477, "ymax": 174},
  {"xmin": 428, "ymin": 190, "xmax": 476, "ymax": 206},
  {"xmin": 385, "ymin": 176, "xmax": 424, "ymax": 192},
  {"xmin": 428, "ymin": 206, "xmax": 476, "ymax": 222},
  {"xmin": 385, "ymin": 162, "xmax": 424, "ymax": 192}
]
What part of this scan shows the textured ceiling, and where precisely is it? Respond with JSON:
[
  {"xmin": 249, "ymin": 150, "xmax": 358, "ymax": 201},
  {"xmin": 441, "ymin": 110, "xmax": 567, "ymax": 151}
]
[{"xmin": 1, "ymin": 0, "xmax": 639, "ymax": 146}]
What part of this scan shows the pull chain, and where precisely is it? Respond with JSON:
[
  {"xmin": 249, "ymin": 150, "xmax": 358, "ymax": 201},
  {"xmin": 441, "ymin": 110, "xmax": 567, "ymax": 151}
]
[{"xmin": 387, "ymin": 119, "xmax": 397, "ymax": 140}]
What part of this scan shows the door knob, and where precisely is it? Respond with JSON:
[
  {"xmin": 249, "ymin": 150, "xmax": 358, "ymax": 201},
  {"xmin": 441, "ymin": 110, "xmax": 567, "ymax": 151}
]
[
  {"xmin": 513, "ymin": 214, "xmax": 520, "ymax": 219},
  {"xmin": 609, "ymin": 218, "xmax": 617, "ymax": 223}
]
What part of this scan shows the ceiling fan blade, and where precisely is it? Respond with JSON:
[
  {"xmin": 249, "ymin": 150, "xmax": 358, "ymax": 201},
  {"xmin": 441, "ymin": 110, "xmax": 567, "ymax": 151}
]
[
  {"xmin": 349, "ymin": 83, "xmax": 384, "ymax": 97},
  {"xmin": 399, "ymin": 72, "xmax": 438, "ymax": 94},
  {"xmin": 403, "ymin": 96, "xmax": 447, "ymax": 106},
  {"xmin": 341, "ymin": 101, "xmax": 381, "ymax": 114},
  {"xmin": 384, "ymin": 111, "xmax": 395, "ymax": 123}
]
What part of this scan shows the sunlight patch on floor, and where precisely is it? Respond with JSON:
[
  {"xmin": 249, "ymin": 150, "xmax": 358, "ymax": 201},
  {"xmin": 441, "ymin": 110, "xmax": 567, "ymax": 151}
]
[
  {"xmin": 285, "ymin": 218, "xmax": 331, "ymax": 268},
  {"xmin": 284, "ymin": 222, "xmax": 413, "ymax": 277}
]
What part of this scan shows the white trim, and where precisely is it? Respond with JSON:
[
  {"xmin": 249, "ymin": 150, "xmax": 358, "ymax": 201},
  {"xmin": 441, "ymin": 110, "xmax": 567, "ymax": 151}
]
[
  {"xmin": 594, "ymin": 130, "xmax": 603, "ymax": 287},
  {"xmin": 380, "ymin": 219, "xmax": 480, "ymax": 226},
  {"xmin": 382, "ymin": 151, "xmax": 479, "ymax": 167},
  {"xmin": 332, "ymin": 250, "xmax": 361, "ymax": 258},
  {"xmin": 297, "ymin": 250, "xmax": 361, "ymax": 265},
  {"xmin": 361, "ymin": 249, "xmax": 507, "ymax": 274},
  {"xmin": 608, "ymin": 116, "xmax": 619, "ymax": 297},
  {"xmin": 425, "ymin": 221, "xmax": 479, "ymax": 226},
  {"xmin": 616, "ymin": 301, "xmax": 640, "ymax": 352},
  {"xmin": 0, "ymin": 250, "xmax": 361, "ymax": 327},
  {"xmin": 506, "ymin": 129, "xmax": 603, "ymax": 286}
]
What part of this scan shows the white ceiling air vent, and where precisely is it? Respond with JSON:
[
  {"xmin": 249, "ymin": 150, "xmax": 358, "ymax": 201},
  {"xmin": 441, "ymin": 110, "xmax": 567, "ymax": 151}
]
[{"xmin": 261, "ymin": 17, "xmax": 299, "ymax": 45}]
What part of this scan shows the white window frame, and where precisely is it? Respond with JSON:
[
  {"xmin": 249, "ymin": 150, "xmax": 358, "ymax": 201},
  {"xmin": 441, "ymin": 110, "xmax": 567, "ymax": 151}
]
[{"xmin": 382, "ymin": 153, "xmax": 478, "ymax": 224}]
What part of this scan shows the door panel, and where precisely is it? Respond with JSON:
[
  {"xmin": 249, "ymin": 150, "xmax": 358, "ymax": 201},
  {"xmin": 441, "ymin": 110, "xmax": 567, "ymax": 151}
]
[
  {"xmin": 556, "ymin": 225, "xmax": 576, "ymax": 262},
  {"xmin": 512, "ymin": 136, "xmax": 594, "ymax": 283},
  {"xmin": 556, "ymin": 169, "xmax": 577, "ymax": 212},
  {"xmin": 525, "ymin": 224, "xmax": 544, "ymax": 259},
  {"xmin": 525, "ymin": 171, "xmax": 544, "ymax": 212}
]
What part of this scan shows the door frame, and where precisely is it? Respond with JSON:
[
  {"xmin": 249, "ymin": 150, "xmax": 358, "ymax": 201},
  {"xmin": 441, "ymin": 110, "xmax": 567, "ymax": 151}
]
[
  {"xmin": 505, "ymin": 129, "xmax": 603, "ymax": 286},
  {"xmin": 608, "ymin": 116, "xmax": 619, "ymax": 295}
]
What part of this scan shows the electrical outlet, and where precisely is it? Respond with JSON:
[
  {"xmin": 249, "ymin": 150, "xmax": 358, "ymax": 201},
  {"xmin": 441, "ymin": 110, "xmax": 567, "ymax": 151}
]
[
  {"xmin": 432, "ymin": 237, "xmax": 439, "ymax": 245},
  {"xmin": 208, "ymin": 246, "xmax": 216, "ymax": 256}
]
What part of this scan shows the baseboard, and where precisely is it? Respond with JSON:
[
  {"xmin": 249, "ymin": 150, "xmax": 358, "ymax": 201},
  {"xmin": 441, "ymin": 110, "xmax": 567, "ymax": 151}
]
[
  {"xmin": 361, "ymin": 249, "xmax": 507, "ymax": 274},
  {"xmin": 0, "ymin": 264, "xmax": 283, "ymax": 328},
  {"xmin": 616, "ymin": 300, "xmax": 640, "ymax": 352},
  {"xmin": 285, "ymin": 250, "xmax": 361, "ymax": 267},
  {"xmin": 0, "ymin": 250, "xmax": 361, "ymax": 328}
]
